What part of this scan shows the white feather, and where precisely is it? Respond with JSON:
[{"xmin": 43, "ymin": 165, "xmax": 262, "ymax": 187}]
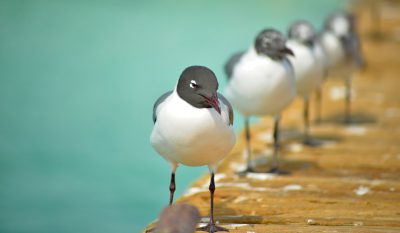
[
  {"xmin": 312, "ymin": 41, "xmax": 329, "ymax": 82},
  {"xmin": 287, "ymin": 40, "xmax": 323, "ymax": 97},
  {"xmin": 320, "ymin": 31, "xmax": 352, "ymax": 77}
]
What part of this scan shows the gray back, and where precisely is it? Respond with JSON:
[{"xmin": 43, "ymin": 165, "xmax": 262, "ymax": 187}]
[
  {"xmin": 218, "ymin": 93, "xmax": 234, "ymax": 125},
  {"xmin": 152, "ymin": 91, "xmax": 173, "ymax": 123},
  {"xmin": 224, "ymin": 50, "xmax": 245, "ymax": 79}
]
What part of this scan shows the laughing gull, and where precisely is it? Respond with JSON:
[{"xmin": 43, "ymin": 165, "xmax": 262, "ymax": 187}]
[
  {"xmin": 286, "ymin": 20, "xmax": 325, "ymax": 145},
  {"xmin": 150, "ymin": 66, "xmax": 235, "ymax": 233},
  {"xmin": 320, "ymin": 12, "xmax": 364, "ymax": 123},
  {"xmin": 224, "ymin": 29, "xmax": 296, "ymax": 174}
]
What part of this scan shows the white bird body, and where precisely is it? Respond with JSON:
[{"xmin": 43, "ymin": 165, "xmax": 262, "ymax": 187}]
[
  {"xmin": 150, "ymin": 90, "xmax": 235, "ymax": 168},
  {"xmin": 225, "ymin": 47, "xmax": 296, "ymax": 117},
  {"xmin": 320, "ymin": 31, "xmax": 350, "ymax": 77},
  {"xmin": 286, "ymin": 40, "xmax": 322, "ymax": 97},
  {"xmin": 312, "ymin": 41, "xmax": 328, "ymax": 81}
]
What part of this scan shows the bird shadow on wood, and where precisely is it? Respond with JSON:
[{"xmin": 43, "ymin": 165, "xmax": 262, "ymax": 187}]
[
  {"xmin": 282, "ymin": 157, "xmax": 321, "ymax": 172},
  {"xmin": 196, "ymin": 192, "xmax": 264, "ymax": 226},
  {"xmin": 249, "ymin": 127, "xmax": 342, "ymax": 173},
  {"xmin": 279, "ymin": 127, "xmax": 344, "ymax": 147},
  {"xmin": 319, "ymin": 111, "xmax": 377, "ymax": 125},
  {"xmin": 248, "ymin": 150, "xmax": 320, "ymax": 174},
  {"xmin": 217, "ymin": 214, "xmax": 264, "ymax": 225},
  {"xmin": 366, "ymin": 31, "xmax": 400, "ymax": 43},
  {"xmin": 252, "ymin": 157, "xmax": 320, "ymax": 174}
]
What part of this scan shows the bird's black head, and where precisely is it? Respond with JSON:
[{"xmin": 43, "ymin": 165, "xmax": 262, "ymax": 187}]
[
  {"xmin": 254, "ymin": 28, "xmax": 294, "ymax": 60},
  {"xmin": 288, "ymin": 20, "xmax": 316, "ymax": 47},
  {"xmin": 324, "ymin": 12, "xmax": 354, "ymax": 38},
  {"xmin": 177, "ymin": 66, "xmax": 220, "ymax": 114}
]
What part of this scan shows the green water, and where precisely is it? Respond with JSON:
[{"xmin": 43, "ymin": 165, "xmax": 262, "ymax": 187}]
[{"xmin": 0, "ymin": 1, "xmax": 345, "ymax": 232}]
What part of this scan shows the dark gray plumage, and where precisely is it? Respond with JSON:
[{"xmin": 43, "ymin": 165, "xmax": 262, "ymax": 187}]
[
  {"xmin": 152, "ymin": 66, "xmax": 233, "ymax": 126},
  {"xmin": 324, "ymin": 12, "xmax": 364, "ymax": 68},
  {"xmin": 254, "ymin": 28, "xmax": 294, "ymax": 59},
  {"xmin": 324, "ymin": 12, "xmax": 353, "ymax": 33},
  {"xmin": 322, "ymin": 12, "xmax": 365, "ymax": 124},
  {"xmin": 342, "ymin": 32, "xmax": 364, "ymax": 67},
  {"xmin": 218, "ymin": 93, "xmax": 234, "ymax": 125},
  {"xmin": 225, "ymin": 29, "xmax": 294, "ymax": 80},
  {"xmin": 176, "ymin": 66, "xmax": 219, "ymax": 111},
  {"xmin": 224, "ymin": 50, "xmax": 245, "ymax": 78},
  {"xmin": 153, "ymin": 91, "xmax": 172, "ymax": 123},
  {"xmin": 288, "ymin": 20, "xmax": 316, "ymax": 47},
  {"xmin": 152, "ymin": 91, "xmax": 233, "ymax": 126}
]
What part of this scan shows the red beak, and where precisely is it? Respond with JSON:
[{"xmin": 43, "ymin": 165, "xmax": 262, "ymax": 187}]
[{"xmin": 203, "ymin": 94, "xmax": 221, "ymax": 114}]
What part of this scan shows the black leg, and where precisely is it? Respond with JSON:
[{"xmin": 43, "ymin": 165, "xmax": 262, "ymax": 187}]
[
  {"xmin": 303, "ymin": 97, "xmax": 310, "ymax": 144},
  {"xmin": 303, "ymin": 97, "xmax": 323, "ymax": 147},
  {"xmin": 272, "ymin": 117, "xmax": 280, "ymax": 169},
  {"xmin": 237, "ymin": 117, "xmax": 254, "ymax": 175},
  {"xmin": 169, "ymin": 173, "xmax": 175, "ymax": 206},
  {"xmin": 197, "ymin": 173, "xmax": 228, "ymax": 233},
  {"xmin": 145, "ymin": 172, "xmax": 176, "ymax": 233},
  {"xmin": 345, "ymin": 75, "xmax": 352, "ymax": 124},
  {"xmin": 267, "ymin": 117, "xmax": 289, "ymax": 175},
  {"xmin": 315, "ymin": 87, "xmax": 322, "ymax": 124}
]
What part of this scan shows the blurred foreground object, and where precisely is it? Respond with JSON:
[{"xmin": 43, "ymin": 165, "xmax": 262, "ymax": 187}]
[{"xmin": 154, "ymin": 203, "xmax": 200, "ymax": 233}]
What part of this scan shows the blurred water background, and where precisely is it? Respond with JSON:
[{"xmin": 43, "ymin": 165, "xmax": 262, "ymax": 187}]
[{"xmin": 0, "ymin": 1, "xmax": 347, "ymax": 232}]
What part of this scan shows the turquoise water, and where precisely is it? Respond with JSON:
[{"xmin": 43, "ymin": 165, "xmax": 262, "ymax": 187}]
[{"xmin": 0, "ymin": 1, "xmax": 345, "ymax": 232}]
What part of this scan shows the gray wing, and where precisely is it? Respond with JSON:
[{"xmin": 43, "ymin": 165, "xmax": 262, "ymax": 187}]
[
  {"xmin": 282, "ymin": 57, "xmax": 295, "ymax": 77},
  {"xmin": 315, "ymin": 33, "xmax": 329, "ymax": 77},
  {"xmin": 341, "ymin": 33, "xmax": 364, "ymax": 68},
  {"xmin": 224, "ymin": 50, "xmax": 245, "ymax": 79},
  {"xmin": 217, "ymin": 92, "xmax": 234, "ymax": 126},
  {"xmin": 153, "ymin": 91, "xmax": 173, "ymax": 123},
  {"xmin": 349, "ymin": 32, "xmax": 364, "ymax": 68}
]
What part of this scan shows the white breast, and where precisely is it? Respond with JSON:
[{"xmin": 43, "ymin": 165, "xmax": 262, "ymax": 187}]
[
  {"xmin": 224, "ymin": 48, "xmax": 296, "ymax": 117},
  {"xmin": 150, "ymin": 92, "xmax": 236, "ymax": 167},
  {"xmin": 287, "ymin": 40, "xmax": 323, "ymax": 97},
  {"xmin": 320, "ymin": 32, "xmax": 350, "ymax": 77},
  {"xmin": 312, "ymin": 41, "xmax": 328, "ymax": 82}
]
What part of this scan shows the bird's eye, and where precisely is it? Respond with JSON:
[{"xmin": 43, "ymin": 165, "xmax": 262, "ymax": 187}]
[{"xmin": 189, "ymin": 80, "xmax": 198, "ymax": 89}]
